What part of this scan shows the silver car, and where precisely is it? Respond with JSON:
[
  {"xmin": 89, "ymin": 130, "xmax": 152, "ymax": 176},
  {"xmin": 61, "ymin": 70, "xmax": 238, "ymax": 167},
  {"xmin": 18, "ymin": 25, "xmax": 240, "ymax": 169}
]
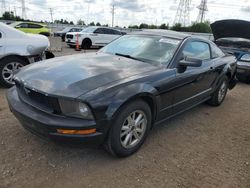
[{"xmin": 0, "ymin": 22, "xmax": 51, "ymax": 87}]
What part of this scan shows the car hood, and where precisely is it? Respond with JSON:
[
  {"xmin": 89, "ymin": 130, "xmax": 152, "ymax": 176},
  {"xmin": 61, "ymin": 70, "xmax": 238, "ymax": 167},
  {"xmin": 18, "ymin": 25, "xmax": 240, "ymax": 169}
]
[
  {"xmin": 211, "ymin": 19, "xmax": 250, "ymax": 41},
  {"xmin": 14, "ymin": 53, "xmax": 159, "ymax": 98}
]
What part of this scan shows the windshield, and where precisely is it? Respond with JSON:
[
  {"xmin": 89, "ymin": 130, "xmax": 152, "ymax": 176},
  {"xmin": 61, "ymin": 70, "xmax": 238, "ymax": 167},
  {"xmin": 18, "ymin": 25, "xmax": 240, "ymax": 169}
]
[
  {"xmin": 100, "ymin": 35, "xmax": 180, "ymax": 66},
  {"xmin": 61, "ymin": 27, "xmax": 72, "ymax": 32},
  {"xmin": 81, "ymin": 27, "xmax": 97, "ymax": 33}
]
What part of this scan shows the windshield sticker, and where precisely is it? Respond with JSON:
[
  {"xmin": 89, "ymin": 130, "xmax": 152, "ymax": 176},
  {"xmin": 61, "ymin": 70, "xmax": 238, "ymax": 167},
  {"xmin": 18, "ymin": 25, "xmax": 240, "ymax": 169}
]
[{"xmin": 159, "ymin": 38, "xmax": 180, "ymax": 45}]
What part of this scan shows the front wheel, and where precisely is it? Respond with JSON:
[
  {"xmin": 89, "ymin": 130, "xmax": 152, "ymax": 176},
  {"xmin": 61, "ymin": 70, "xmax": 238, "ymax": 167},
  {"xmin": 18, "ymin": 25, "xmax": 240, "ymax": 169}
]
[
  {"xmin": 105, "ymin": 100, "xmax": 152, "ymax": 157},
  {"xmin": 81, "ymin": 39, "xmax": 92, "ymax": 49},
  {"xmin": 207, "ymin": 76, "xmax": 228, "ymax": 106},
  {"xmin": 0, "ymin": 57, "xmax": 27, "ymax": 88}
]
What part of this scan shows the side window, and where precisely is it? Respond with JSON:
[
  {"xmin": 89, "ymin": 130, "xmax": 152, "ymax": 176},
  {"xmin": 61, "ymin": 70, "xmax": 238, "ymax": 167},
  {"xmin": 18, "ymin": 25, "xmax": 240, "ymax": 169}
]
[
  {"xmin": 210, "ymin": 43, "xmax": 225, "ymax": 58},
  {"xmin": 28, "ymin": 24, "xmax": 43, "ymax": 29},
  {"xmin": 111, "ymin": 29, "xmax": 121, "ymax": 35},
  {"xmin": 183, "ymin": 41, "xmax": 211, "ymax": 60},
  {"xmin": 94, "ymin": 28, "xmax": 104, "ymax": 34},
  {"xmin": 17, "ymin": 23, "xmax": 28, "ymax": 28},
  {"xmin": 0, "ymin": 32, "xmax": 2, "ymax": 38},
  {"xmin": 102, "ymin": 28, "xmax": 112, "ymax": 35}
]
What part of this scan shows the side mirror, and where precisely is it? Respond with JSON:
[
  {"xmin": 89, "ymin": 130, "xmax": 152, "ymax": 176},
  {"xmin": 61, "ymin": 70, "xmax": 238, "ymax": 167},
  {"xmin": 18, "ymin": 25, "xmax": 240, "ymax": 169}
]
[{"xmin": 179, "ymin": 57, "xmax": 202, "ymax": 67}]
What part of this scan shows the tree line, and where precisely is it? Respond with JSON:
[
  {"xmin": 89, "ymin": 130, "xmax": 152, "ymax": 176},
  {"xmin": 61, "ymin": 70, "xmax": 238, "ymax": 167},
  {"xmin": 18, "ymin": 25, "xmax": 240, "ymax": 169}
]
[
  {"xmin": 1, "ymin": 11, "xmax": 212, "ymax": 33},
  {"xmin": 129, "ymin": 22, "xmax": 212, "ymax": 33}
]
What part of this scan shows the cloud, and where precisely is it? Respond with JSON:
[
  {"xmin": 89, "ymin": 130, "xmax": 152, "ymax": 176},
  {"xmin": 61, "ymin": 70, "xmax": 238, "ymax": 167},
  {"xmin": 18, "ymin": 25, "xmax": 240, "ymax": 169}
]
[
  {"xmin": 113, "ymin": 0, "xmax": 146, "ymax": 12},
  {"xmin": 241, "ymin": 6, "xmax": 250, "ymax": 12}
]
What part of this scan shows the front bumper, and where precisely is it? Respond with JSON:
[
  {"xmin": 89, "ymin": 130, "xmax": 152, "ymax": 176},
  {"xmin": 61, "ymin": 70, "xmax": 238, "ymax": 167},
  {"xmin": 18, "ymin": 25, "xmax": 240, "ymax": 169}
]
[
  {"xmin": 6, "ymin": 87, "xmax": 106, "ymax": 144},
  {"xmin": 66, "ymin": 41, "xmax": 77, "ymax": 46},
  {"xmin": 237, "ymin": 62, "xmax": 250, "ymax": 76}
]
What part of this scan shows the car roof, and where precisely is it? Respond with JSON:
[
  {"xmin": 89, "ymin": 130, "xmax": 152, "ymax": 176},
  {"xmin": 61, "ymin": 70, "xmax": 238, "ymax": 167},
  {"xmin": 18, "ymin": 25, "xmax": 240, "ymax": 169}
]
[
  {"xmin": 11, "ymin": 21, "xmax": 46, "ymax": 26},
  {"xmin": 130, "ymin": 29, "xmax": 191, "ymax": 40}
]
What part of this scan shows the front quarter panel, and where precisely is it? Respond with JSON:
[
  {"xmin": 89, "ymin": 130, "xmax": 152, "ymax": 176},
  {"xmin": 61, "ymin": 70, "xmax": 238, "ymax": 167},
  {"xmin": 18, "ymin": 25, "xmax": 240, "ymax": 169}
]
[{"xmin": 84, "ymin": 83, "xmax": 158, "ymax": 121}]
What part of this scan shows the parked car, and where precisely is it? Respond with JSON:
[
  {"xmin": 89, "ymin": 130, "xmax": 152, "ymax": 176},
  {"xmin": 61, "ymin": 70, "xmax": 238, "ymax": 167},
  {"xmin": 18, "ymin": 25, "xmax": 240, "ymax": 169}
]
[
  {"xmin": 211, "ymin": 19, "xmax": 250, "ymax": 84},
  {"xmin": 66, "ymin": 26, "xmax": 124, "ymax": 49},
  {"xmin": 10, "ymin": 22, "xmax": 50, "ymax": 36},
  {"xmin": 54, "ymin": 27, "xmax": 83, "ymax": 41},
  {"xmin": 7, "ymin": 30, "xmax": 237, "ymax": 157},
  {"xmin": 0, "ymin": 22, "xmax": 53, "ymax": 87}
]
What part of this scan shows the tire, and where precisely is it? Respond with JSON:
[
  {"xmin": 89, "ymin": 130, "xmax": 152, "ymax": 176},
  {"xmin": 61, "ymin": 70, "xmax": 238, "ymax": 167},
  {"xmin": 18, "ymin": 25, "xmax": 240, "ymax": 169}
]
[
  {"xmin": 207, "ymin": 75, "xmax": 229, "ymax": 106},
  {"xmin": 0, "ymin": 57, "xmax": 27, "ymax": 88},
  {"xmin": 81, "ymin": 39, "xmax": 92, "ymax": 49},
  {"xmin": 68, "ymin": 45, "xmax": 75, "ymax": 48},
  {"xmin": 105, "ymin": 100, "xmax": 152, "ymax": 157},
  {"xmin": 61, "ymin": 35, "xmax": 66, "ymax": 42}
]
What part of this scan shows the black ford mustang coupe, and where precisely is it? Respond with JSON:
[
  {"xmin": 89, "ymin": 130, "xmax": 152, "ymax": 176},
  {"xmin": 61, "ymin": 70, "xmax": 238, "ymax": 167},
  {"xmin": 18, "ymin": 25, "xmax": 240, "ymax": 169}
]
[{"xmin": 7, "ymin": 30, "xmax": 237, "ymax": 157}]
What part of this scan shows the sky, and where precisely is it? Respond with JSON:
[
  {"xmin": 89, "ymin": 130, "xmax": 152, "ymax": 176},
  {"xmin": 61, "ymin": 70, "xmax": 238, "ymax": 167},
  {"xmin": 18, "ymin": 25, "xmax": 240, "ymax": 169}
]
[{"xmin": 2, "ymin": 0, "xmax": 250, "ymax": 26}]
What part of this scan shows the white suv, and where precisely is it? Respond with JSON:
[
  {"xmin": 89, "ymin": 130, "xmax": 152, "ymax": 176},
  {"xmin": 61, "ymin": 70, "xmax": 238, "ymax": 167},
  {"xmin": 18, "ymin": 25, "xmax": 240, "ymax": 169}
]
[{"xmin": 65, "ymin": 26, "xmax": 125, "ymax": 49}]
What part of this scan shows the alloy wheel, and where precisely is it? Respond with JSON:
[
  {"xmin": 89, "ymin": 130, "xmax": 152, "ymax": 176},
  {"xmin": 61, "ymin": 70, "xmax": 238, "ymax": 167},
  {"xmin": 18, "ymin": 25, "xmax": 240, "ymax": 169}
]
[
  {"xmin": 2, "ymin": 62, "xmax": 23, "ymax": 85},
  {"xmin": 120, "ymin": 110, "xmax": 147, "ymax": 149},
  {"xmin": 218, "ymin": 81, "xmax": 227, "ymax": 103}
]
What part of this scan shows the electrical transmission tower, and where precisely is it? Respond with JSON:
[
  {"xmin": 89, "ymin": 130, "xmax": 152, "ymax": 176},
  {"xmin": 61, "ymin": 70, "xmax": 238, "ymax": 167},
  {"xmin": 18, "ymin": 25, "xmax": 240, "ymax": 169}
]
[
  {"xmin": 21, "ymin": 0, "xmax": 27, "ymax": 19},
  {"xmin": 1, "ymin": 0, "xmax": 6, "ymax": 16},
  {"xmin": 49, "ymin": 8, "xmax": 53, "ymax": 23},
  {"xmin": 173, "ymin": 0, "xmax": 191, "ymax": 27},
  {"xmin": 197, "ymin": 0, "xmax": 208, "ymax": 23}
]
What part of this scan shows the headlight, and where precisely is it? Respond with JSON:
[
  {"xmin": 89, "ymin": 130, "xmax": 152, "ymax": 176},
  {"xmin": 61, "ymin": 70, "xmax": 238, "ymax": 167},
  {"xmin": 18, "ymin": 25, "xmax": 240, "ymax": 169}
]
[
  {"xmin": 58, "ymin": 99, "xmax": 94, "ymax": 120},
  {"xmin": 240, "ymin": 54, "xmax": 250, "ymax": 62}
]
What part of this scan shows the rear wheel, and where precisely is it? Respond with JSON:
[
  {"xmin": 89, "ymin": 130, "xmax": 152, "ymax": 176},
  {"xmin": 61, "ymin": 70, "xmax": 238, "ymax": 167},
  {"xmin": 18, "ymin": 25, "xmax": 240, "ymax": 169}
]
[
  {"xmin": 207, "ymin": 76, "xmax": 228, "ymax": 106},
  {"xmin": 105, "ymin": 100, "xmax": 152, "ymax": 157},
  {"xmin": 0, "ymin": 57, "xmax": 27, "ymax": 88},
  {"xmin": 81, "ymin": 39, "xmax": 92, "ymax": 49}
]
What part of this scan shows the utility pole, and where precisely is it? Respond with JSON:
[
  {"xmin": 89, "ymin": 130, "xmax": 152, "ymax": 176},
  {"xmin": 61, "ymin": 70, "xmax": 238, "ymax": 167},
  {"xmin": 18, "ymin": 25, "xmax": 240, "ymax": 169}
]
[
  {"xmin": 49, "ymin": 8, "xmax": 53, "ymax": 23},
  {"xmin": 173, "ymin": 0, "xmax": 191, "ymax": 27},
  {"xmin": 111, "ymin": 4, "xmax": 115, "ymax": 27},
  {"xmin": 86, "ymin": 0, "xmax": 90, "ymax": 25},
  {"xmin": 21, "ymin": 0, "xmax": 27, "ymax": 19},
  {"xmin": 197, "ymin": 0, "xmax": 208, "ymax": 23},
  {"xmin": 1, "ymin": 0, "xmax": 6, "ymax": 16}
]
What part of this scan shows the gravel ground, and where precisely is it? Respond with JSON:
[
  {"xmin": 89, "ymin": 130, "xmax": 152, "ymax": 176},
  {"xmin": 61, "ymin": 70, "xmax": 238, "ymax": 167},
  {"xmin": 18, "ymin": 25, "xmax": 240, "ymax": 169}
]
[{"xmin": 0, "ymin": 43, "xmax": 249, "ymax": 188}]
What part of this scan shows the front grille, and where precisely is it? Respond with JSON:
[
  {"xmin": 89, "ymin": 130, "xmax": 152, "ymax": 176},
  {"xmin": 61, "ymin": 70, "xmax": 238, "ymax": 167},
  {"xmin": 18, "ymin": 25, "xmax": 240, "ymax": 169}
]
[
  {"xmin": 66, "ymin": 34, "xmax": 73, "ymax": 39},
  {"xmin": 16, "ymin": 82, "xmax": 61, "ymax": 114}
]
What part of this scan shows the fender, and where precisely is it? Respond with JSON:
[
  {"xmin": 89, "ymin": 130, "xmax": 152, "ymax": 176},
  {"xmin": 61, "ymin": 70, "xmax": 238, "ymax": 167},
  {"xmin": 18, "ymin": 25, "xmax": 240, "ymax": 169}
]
[
  {"xmin": 212, "ymin": 63, "xmax": 234, "ymax": 92},
  {"xmin": 105, "ymin": 83, "xmax": 159, "ymax": 120},
  {"xmin": 0, "ymin": 54, "xmax": 29, "ymax": 64}
]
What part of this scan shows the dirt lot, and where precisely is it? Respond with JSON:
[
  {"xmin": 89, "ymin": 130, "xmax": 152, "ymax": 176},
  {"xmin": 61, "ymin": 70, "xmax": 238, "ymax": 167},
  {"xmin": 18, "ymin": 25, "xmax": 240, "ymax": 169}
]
[{"xmin": 0, "ymin": 43, "xmax": 250, "ymax": 188}]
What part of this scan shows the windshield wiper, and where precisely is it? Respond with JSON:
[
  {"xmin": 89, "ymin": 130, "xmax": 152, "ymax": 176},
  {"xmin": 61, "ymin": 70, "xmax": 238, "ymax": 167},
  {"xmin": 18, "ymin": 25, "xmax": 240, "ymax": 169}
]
[{"xmin": 115, "ymin": 53, "xmax": 146, "ymax": 62}]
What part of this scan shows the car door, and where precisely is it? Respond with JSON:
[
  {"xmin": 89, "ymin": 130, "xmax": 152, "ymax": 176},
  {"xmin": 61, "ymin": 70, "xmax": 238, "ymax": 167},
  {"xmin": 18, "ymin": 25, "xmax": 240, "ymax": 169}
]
[
  {"xmin": 0, "ymin": 31, "xmax": 5, "ymax": 56},
  {"xmin": 92, "ymin": 28, "xmax": 106, "ymax": 46},
  {"xmin": 27, "ymin": 23, "xmax": 43, "ymax": 34},
  {"xmin": 108, "ymin": 29, "xmax": 122, "ymax": 42},
  {"xmin": 171, "ymin": 40, "xmax": 217, "ymax": 114}
]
